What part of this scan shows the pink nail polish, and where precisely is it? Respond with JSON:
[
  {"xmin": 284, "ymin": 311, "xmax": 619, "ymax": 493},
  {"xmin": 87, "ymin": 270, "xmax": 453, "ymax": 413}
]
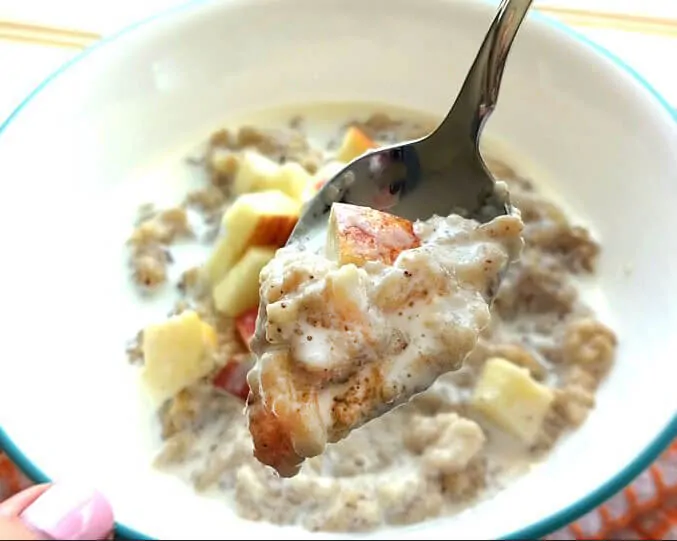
[{"xmin": 19, "ymin": 484, "xmax": 114, "ymax": 540}]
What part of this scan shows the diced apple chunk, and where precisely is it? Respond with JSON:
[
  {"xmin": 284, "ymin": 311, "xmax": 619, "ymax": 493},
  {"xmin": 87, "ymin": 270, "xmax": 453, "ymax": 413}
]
[
  {"xmin": 471, "ymin": 357, "xmax": 555, "ymax": 445},
  {"xmin": 326, "ymin": 203, "xmax": 420, "ymax": 266},
  {"xmin": 232, "ymin": 151, "xmax": 280, "ymax": 195},
  {"xmin": 141, "ymin": 310, "xmax": 217, "ymax": 406},
  {"xmin": 213, "ymin": 354, "xmax": 253, "ymax": 401},
  {"xmin": 204, "ymin": 190, "xmax": 300, "ymax": 286},
  {"xmin": 336, "ymin": 126, "xmax": 376, "ymax": 163},
  {"xmin": 266, "ymin": 162, "xmax": 313, "ymax": 202},
  {"xmin": 235, "ymin": 307, "xmax": 259, "ymax": 349},
  {"xmin": 213, "ymin": 246, "xmax": 277, "ymax": 316},
  {"xmin": 231, "ymin": 152, "xmax": 314, "ymax": 203}
]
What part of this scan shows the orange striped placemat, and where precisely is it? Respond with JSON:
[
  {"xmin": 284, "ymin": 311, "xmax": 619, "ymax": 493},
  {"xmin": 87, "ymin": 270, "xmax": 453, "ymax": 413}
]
[
  {"xmin": 546, "ymin": 439, "xmax": 677, "ymax": 540},
  {"xmin": 1, "ymin": 439, "xmax": 676, "ymax": 539}
]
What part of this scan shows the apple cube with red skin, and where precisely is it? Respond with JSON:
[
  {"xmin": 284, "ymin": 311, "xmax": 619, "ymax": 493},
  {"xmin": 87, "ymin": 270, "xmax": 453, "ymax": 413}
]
[
  {"xmin": 336, "ymin": 126, "xmax": 376, "ymax": 163},
  {"xmin": 212, "ymin": 246, "xmax": 276, "ymax": 317},
  {"xmin": 213, "ymin": 354, "xmax": 253, "ymax": 401},
  {"xmin": 205, "ymin": 190, "xmax": 300, "ymax": 287},
  {"xmin": 235, "ymin": 307, "xmax": 258, "ymax": 349},
  {"xmin": 326, "ymin": 203, "xmax": 420, "ymax": 267}
]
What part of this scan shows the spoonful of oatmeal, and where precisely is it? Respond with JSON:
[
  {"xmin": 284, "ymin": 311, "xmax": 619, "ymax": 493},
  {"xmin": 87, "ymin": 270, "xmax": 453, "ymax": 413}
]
[{"xmin": 246, "ymin": 0, "xmax": 533, "ymax": 477}]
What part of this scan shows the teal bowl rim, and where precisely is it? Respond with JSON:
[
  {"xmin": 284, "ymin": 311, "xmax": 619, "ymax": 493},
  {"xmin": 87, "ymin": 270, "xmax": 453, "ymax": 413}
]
[{"xmin": 0, "ymin": 1, "xmax": 675, "ymax": 539}]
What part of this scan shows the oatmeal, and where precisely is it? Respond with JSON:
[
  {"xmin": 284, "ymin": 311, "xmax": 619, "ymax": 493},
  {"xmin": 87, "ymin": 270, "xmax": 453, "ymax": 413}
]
[
  {"xmin": 125, "ymin": 106, "xmax": 616, "ymax": 532},
  {"xmin": 247, "ymin": 204, "xmax": 523, "ymax": 477},
  {"xmin": 127, "ymin": 206, "xmax": 192, "ymax": 292}
]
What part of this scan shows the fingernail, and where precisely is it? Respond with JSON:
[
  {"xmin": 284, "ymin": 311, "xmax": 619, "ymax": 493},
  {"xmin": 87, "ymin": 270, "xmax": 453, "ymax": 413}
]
[{"xmin": 19, "ymin": 484, "xmax": 114, "ymax": 540}]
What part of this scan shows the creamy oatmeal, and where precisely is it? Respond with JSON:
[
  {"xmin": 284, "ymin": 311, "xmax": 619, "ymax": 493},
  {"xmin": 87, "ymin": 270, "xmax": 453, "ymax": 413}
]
[
  {"xmin": 125, "ymin": 106, "xmax": 617, "ymax": 532},
  {"xmin": 247, "ymin": 204, "xmax": 523, "ymax": 477}
]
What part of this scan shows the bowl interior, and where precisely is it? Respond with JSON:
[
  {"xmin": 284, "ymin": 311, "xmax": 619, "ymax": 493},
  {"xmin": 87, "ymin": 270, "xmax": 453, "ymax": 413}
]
[{"xmin": 0, "ymin": 0, "xmax": 676, "ymax": 539}]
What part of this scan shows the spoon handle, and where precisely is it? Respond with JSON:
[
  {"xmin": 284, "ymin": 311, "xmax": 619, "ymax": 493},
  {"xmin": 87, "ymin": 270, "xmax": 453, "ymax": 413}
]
[{"xmin": 438, "ymin": 0, "xmax": 534, "ymax": 143}]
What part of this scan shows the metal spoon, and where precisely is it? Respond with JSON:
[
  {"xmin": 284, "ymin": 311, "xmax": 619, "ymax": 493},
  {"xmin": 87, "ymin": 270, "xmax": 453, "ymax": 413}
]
[{"xmin": 289, "ymin": 0, "xmax": 534, "ymax": 250}]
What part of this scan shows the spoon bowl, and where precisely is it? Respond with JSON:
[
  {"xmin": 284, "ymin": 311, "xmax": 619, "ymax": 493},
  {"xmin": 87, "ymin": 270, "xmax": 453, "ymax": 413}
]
[{"xmin": 290, "ymin": 0, "xmax": 534, "ymax": 247}]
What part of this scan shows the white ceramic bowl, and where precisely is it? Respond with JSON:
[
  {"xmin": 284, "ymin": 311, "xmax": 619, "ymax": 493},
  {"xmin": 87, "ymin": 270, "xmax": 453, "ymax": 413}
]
[{"xmin": 1, "ymin": 0, "xmax": 676, "ymax": 539}]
